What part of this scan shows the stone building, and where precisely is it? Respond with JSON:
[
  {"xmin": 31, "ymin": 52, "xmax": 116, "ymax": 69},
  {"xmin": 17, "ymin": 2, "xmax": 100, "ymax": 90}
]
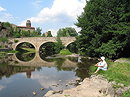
[{"xmin": 17, "ymin": 20, "xmax": 35, "ymax": 32}]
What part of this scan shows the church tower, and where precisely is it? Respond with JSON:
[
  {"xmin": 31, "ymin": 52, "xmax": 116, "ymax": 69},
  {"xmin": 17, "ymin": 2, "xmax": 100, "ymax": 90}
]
[{"xmin": 26, "ymin": 20, "xmax": 31, "ymax": 27}]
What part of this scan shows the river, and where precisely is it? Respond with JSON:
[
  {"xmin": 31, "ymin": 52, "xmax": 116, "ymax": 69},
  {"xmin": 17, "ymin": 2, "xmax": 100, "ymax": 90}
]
[{"xmin": 0, "ymin": 52, "xmax": 97, "ymax": 97}]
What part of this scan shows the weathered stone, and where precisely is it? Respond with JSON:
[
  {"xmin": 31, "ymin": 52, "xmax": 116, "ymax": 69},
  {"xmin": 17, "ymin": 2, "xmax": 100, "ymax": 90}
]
[
  {"xmin": 44, "ymin": 75, "xmax": 115, "ymax": 97},
  {"xmin": 9, "ymin": 37, "xmax": 76, "ymax": 52}
]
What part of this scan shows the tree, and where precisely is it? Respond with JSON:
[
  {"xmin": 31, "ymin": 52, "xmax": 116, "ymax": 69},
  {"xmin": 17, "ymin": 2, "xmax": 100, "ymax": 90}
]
[
  {"xmin": 54, "ymin": 37, "xmax": 65, "ymax": 53},
  {"xmin": 47, "ymin": 31, "xmax": 53, "ymax": 37},
  {"xmin": 57, "ymin": 27, "xmax": 78, "ymax": 37},
  {"xmin": 76, "ymin": 0, "xmax": 130, "ymax": 59},
  {"xmin": 35, "ymin": 27, "xmax": 42, "ymax": 36}
]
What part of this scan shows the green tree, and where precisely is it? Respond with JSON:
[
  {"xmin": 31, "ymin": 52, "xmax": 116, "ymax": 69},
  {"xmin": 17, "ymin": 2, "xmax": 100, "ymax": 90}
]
[
  {"xmin": 35, "ymin": 27, "xmax": 42, "ymax": 36},
  {"xmin": 54, "ymin": 37, "xmax": 65, "ymax": 53},
  {"xmin": 57, "ymin": 27, "xmax": 78, "ymax": 37},
  {"xmin": 76, "ymin": 0, "xmax": 130, "ymax": 59},
  {"xmin": 47, "ymin": 31, "xmax": 53, "ymax": 37}
]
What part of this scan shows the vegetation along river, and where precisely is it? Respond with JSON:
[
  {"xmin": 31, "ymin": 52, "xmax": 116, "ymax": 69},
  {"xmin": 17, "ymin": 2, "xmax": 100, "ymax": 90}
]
[{"xmin": 0, "ymin": 52, "xmax": 97, "ymax": 97}]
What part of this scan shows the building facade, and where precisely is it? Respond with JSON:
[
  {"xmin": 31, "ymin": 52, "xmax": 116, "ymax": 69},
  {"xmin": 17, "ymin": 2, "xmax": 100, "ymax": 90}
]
[{"xmin": 17, "ymin": 20, "xmax": 35, "ymax": 32}]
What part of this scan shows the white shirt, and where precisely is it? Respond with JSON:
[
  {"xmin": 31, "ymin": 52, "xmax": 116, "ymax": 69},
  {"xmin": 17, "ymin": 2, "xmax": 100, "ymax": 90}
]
[{"xmin": 98, "ymin": 61, "xmax": 107, "ymax": 69}]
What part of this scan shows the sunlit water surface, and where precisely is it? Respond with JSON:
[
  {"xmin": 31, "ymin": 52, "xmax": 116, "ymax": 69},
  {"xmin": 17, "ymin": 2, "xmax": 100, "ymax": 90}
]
[{"xmin": 0, "ymin": 53, "xmax": 97, "ymax": 97}]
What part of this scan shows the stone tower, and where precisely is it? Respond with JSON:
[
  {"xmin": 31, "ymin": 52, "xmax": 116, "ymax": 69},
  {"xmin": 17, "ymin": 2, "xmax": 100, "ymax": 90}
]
[{"xmin": 26, "ymin": 20, "xmax": 31, "ymax": 27}]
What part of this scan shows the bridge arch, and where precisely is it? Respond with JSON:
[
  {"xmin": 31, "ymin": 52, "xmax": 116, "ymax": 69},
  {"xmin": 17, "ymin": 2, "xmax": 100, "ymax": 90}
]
[
  {"xmin": 9, "ymin": 37, "xmax": 76, "ymax": 52},
  {"xmin": 15, "ymin": 42, "xmax": 36, "ymax": 50}
]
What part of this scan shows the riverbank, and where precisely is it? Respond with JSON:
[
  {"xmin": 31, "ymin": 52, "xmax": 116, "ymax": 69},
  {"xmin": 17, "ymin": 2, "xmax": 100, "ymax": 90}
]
[
  {"xmin": 44, "ymin": 75, "xmax": 130, "ymax": 97},
  {"xmin": 44, "ymin": 58, "xmax": 130, "ymax": 97}
]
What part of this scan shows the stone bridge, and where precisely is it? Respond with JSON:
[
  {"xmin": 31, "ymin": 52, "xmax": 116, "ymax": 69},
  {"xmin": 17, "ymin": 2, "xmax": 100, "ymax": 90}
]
[
  {"xmin": 9, "ymin": 37, "xmax": 76, "ymax": 52},
  {"xmin": 9, "ymin": 53, "xmax": 77, "ymax": 69}
]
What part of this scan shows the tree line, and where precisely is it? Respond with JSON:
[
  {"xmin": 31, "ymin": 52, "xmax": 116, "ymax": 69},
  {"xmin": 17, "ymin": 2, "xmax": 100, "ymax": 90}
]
[
  {"xmin": 1, "ymin": 0, "xmax": 130, "ymax": 59},
  {"xmin": 76, "ymin": 0, "xmax": 130, "ymax": 59}
]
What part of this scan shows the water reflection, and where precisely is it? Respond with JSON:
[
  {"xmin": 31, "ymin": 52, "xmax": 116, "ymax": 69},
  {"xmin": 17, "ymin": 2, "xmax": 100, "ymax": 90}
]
[
  {"xmin": 0, "ymin": 53, "xmax": 97, "ymax": 97},
  {"xmin": 15, "ymin": 52, "xmax": 35, "ymax": 62}
]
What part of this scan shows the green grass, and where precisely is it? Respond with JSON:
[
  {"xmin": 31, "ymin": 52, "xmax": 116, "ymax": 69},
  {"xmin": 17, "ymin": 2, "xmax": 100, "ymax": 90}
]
[
  {"xmin": 8, "ymin": 50, "xmax": 18, "ymax": 53},
  {"xmin": 0, "ymin": 52, "xmax": 6, "ymax": 57},
  {"xmin": 21, "ymin": 48, "xmax": 35, "ymax": 53},
  {"xmin": 123, "ymin": 90, "xmax": 130, "ymax": 97},
  {"xmin": 59, "ymin": 49, "xmax": 72, "ymax": 55},
  {"xmin": 118, "ymin": 58, "xmax": 130, "ymax": 61},
  {"xmin": 101, "ymin": 62, "xmax": 130, "ymax": 86},
  {"xmin": 90, "ymin": 60, "xmax": 130, "ymax": 86}
]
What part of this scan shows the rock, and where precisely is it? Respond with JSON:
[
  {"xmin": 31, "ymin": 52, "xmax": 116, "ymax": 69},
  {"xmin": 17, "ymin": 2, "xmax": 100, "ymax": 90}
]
[
  {"xmin": 75, "ymin": 78, "xmax": 81, "ymax": 82},
  {"xmin": 52, "ymin": 90, "xmax": 63, "ymax": 94},
  {"xmin": 32, "ymin": 91, "xmax": 37, "ymax": 95},
  {"xmin": 44, "ymin": 90, "xmax": 54, "ymax": 96},
  {"xmin": 44, "ymin": 75, "xmax": 116, "ymax": 97},
  {"xmin": 40, "ymin": 88, "xmax": 44, "ymax": 90}
]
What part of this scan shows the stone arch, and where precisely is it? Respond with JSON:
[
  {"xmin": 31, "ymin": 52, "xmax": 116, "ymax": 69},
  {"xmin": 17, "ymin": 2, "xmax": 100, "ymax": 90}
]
[
  {"xmin": 65, "ymin": 41, "xmax": 76, "ymax": 47},
  {"xmin": 15, "ymin": 41, "xmax": 36, "ymax": 51},
  {"xmin": 39, "ymin": 41, "xmax": 56, "ymax": 59}
]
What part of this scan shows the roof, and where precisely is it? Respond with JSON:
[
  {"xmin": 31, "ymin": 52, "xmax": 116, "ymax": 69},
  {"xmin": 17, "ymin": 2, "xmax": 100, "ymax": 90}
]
[{"xmin": 17, "ymin": 26, "xmax": 35, "ymax": 29}]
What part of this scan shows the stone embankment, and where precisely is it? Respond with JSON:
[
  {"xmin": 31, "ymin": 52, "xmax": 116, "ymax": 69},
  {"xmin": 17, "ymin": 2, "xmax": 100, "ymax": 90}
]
[{"xmin": 44, "ymin": 75, "xmax": 130, "ymax": 97}]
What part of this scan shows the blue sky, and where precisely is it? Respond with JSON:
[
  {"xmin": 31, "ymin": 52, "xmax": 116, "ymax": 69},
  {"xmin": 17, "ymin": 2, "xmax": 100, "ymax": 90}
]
[{"xmin": 0, "ymin": 0, "xmax": 86, "ymax": 36}]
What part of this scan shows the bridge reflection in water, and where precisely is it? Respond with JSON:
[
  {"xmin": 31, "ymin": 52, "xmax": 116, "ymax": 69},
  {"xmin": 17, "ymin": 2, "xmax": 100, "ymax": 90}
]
[{"xmin": 8, "ymin": 53, "xmax": 78, "ymax": 78}]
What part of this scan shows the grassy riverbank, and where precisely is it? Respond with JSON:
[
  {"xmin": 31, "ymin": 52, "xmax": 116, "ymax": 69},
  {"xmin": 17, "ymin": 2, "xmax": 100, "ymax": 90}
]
[
  {"xmin": 91, "ymin": 59, "xmax": 130, "ymax": 86},
  {"xmin": 90, "ymin": 58, "xmax": 130, "ymax": 97}
]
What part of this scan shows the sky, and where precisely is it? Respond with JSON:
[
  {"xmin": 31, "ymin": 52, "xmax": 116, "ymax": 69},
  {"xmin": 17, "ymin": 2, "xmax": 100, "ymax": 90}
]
[{"xmin": 0, "ymin": 0, "xmax": 86, "ymax": 36}]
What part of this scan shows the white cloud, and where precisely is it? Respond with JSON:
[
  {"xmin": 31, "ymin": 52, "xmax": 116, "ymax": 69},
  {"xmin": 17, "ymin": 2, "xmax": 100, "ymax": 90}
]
[
  {"xmin": 0, "ymin": 13, "xmax": 16, "ymax": 22},
  {"xmin": 0, "ymin": 85, "xmax": 5, "ymax": 91},
  {"xmin": 32, "ymin": 0, "xmax": 43, "ymax": 9},
  {"xmin": 20, "ymin": 0, "xmax": 86, "ymax": 24},
  {"xmin": 0, "ymin": 6, "xmax": 6, "ymax": 12},
  {"xmin": 19, "ymin": 0, "xmax": 86, "ymax": 36}
]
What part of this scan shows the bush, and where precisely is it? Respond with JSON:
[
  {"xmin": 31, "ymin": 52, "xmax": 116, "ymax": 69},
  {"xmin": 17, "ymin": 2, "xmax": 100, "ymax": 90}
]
[{"xmin": 14, "ymin": 40, "xmax": 19, "ymax": 43}]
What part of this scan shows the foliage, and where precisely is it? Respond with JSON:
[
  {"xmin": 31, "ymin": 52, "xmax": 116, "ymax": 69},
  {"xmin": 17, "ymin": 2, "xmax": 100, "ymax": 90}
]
[
  {"xmin": 14, "ymin": 40, "xmax": 19, "ymax": 43},
  {"xmin": 0, "ymin": 37, "xmax": 8, "ymax": 43},
  {"xmin": 76, "ymin": 0, "xmax": 130, "ymax": 59},
  {"xmin": 66, "ymin": 42, "xmax": 78, "ymax": 53},
  {"xmin": 59, "ymin": 49, "xmax": 72, "ymax": 55},
  {"xmin": 47, "ymin": 31, "xmax": 53, "ymax": 37},
  {"xmin": 42, "ymin": 31, "xmax": 53, "ymax": 37},
  {"xmin": 123, "ymin": 90, "xmax": 130, "ymax": 97},
  {"xmin": 20, "ymin": 48, "xmax": 35, "ymax": 53},
  {"xmin": 57, "ymin": 27, "xmax": 78, "ymax": 37},
  {"xmin": 35, "ymin": 27, "xmax": 42, "ymax": 36},
  {"xmin": 54, "ymin": 37, "xmax": 65, "ymax": 54},
  {"xmin": 39, "ymin": 42, "xmax": 56, "ymax": 57},
  {"xmin": 1, "ymin": 22, "xmax": 42, "ymax": 38}
]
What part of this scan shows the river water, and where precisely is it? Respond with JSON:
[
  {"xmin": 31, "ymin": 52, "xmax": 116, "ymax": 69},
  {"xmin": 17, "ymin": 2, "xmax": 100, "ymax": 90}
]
[{"xmin": 0, "ymin": 52, "xmax": 97, "ymax": 97}]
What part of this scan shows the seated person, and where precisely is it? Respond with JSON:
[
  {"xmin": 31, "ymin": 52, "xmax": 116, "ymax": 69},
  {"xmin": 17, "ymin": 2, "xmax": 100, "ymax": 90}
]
[{"xmin": 94, "ymin": 56, "xmax": 107, "ymax": 73}]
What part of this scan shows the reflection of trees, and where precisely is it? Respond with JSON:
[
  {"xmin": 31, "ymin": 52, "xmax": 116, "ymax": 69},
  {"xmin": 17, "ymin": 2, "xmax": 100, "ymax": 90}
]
[
  {"xmin": 0, "ymin": 64, "xmax": 36, "ymax": 79},
  {"xmin": 54, "ymin": 58, "xmax": 66, "ymax": 71},
  {"xmin": 75, "ymin": 58, "xmax": 97, "ymax": 80},
  {"xmin": 15, "ymin": 53, "xmax": 35, "ymax": 62},
  {"xmin": 68, "ymin": 57, "xmax": 78, "ymax": 62},
  {"xmin": 39, "ymin": 42, "xmax": 56, "ymax": 58},
  {"xmin": 67, "ymin": 42, "xmax": 78, "ymax": 53}
]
